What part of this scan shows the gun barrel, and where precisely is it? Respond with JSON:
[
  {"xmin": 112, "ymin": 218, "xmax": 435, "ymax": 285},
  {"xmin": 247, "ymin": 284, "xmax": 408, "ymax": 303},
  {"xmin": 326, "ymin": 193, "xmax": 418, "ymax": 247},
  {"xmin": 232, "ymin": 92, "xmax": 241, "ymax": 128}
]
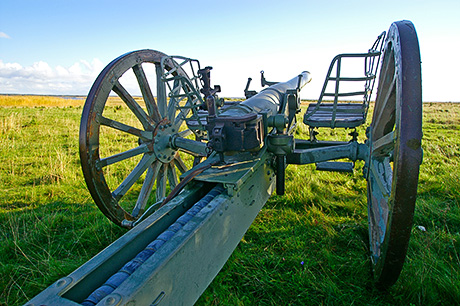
[{"xmin": 223, "ymin": 71, "xmax": 311, "ymax": 117}]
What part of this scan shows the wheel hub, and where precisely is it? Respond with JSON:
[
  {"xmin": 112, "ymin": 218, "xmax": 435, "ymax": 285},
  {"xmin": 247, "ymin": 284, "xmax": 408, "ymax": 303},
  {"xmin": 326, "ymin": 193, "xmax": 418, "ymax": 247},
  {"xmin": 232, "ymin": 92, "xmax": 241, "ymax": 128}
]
[{"xmin": 153, "ymin": 121, "xmax": 178, "ymax": 163}]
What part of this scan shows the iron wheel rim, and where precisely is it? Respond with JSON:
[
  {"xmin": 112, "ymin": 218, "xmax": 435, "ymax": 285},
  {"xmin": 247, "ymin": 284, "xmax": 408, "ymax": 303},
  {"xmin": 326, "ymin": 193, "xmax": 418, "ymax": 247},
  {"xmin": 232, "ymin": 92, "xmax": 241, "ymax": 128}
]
[{"xmin": 367, "ymin": 20, "xmax": 422, "ymax": 288}]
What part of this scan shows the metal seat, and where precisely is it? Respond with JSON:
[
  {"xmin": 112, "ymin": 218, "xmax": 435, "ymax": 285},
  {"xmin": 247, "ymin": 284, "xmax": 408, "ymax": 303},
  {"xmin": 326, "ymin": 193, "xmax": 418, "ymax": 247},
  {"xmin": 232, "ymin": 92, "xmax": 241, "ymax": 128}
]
[
  {"xmin": 304, "ymin": 32, "xmax": 386, "ymax": 129},
  {"xmin": 304, "ymin": 102, "xmax": 365, "ymax": 128}
]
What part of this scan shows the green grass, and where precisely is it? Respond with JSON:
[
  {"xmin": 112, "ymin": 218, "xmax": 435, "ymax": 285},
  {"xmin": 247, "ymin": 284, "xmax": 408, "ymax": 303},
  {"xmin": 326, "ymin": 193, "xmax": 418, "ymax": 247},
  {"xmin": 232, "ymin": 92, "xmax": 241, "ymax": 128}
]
[{"xmin": 0, "ymin": 100, "xmax": 459, "ymax": 305}]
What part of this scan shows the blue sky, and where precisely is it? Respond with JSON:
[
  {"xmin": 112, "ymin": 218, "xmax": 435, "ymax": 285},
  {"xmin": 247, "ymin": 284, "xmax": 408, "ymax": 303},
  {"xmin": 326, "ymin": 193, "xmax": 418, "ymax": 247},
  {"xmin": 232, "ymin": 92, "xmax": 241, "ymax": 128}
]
[{"xmin": 1, "ymin": 0, "xmax": 459, "ymax": 101}]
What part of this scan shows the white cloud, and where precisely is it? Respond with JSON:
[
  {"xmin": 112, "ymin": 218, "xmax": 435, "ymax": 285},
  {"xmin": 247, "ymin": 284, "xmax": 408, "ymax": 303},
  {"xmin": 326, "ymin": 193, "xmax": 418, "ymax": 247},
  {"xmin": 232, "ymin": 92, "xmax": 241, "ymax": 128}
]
[
  {"xmin": 0, "ymin": 32, "xmax": 11, "ymax": 39},
  {"xmin": 0, "ymin": 59, "xmax": 105, "ymax": 95}
]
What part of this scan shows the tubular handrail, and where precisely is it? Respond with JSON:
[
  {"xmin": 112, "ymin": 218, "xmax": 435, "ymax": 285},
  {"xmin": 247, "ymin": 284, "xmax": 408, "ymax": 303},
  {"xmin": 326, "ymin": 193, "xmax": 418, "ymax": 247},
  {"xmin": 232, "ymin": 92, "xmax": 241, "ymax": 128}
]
[{"xmin": 304, "ymin": 32, "xmax": 386, "ymax": 128}]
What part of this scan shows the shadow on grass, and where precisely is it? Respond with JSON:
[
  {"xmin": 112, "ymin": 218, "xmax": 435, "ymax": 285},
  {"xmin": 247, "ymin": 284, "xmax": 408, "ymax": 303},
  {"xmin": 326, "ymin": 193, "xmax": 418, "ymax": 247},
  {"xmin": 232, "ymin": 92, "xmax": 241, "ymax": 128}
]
[{"xmin": 0, "ymin": 200, "xmax": 126, "ymax": 306}]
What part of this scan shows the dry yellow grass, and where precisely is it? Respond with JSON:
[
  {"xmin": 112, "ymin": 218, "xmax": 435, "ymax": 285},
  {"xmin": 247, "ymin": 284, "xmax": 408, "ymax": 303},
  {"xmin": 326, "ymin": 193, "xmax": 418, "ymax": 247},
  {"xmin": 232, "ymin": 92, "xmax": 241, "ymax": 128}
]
[
  {"xmin": 0, "ymin": 95, "xmax": 85, "ymax": 107},
  {"xmin": 0, "ymin": 95, "xmax": 139, "ymax": 108}
]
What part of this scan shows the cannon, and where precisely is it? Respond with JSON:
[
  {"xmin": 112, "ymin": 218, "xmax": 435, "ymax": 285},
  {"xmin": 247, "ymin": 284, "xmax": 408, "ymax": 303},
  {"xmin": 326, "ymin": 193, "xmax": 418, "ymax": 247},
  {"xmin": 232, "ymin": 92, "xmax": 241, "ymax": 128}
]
[{"xmin": 26, "ymin": 20, "xmax": 422, "ymax": 305}]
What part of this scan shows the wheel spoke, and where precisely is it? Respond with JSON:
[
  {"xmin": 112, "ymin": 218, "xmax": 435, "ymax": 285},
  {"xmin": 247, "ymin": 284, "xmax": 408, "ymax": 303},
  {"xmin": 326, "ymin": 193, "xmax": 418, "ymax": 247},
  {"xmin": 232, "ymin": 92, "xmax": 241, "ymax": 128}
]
[
  {"xmin": 372, "ymin": 73, "xmax": 396, "ymax": 138},
  {"xmin": 378, "ymin": 46, "xmax": 394, "ymax": 90},
  {"xmin": 372, "ymin": 130, "xmax": 395, "ymax": 159},
  {"xmin": 112, "ymin": 153, "xmax": 156, "ymax": 201},
  {"xmin": 167, "ymin": 79, "xmax": 180, "ymax": 122},
  {"xmin": 100, "ymin": 116, "xmax": 153, "ymax": 141},
  {"xmin": 132, "ymin": 161, "xmax": 161, "ymax": 217},
  {"xmin": 156, "ymin": 164, "xmax": 167, "ymax": 200},
  {"xmin": 155, "ymin": 63, "xmax": 167, "ymax": 118},
  {"xmin": 167, "ymin": 163, "xmax": 178, "ymax": 189},
  {"xmin": 174, "ymin": 99, "xmax": 192, "ymax": 127},
  {"xmin": 133, "ymin": 64, "xmax": 162, "ymax": 122},
  {"xmin": 369, "ymin": 159, "xmax": 392, "ymax": 205},
  {"xmin": 98, "ymin": 144, "xmax": 150, "ymax": 168},
  {"xmin": 373, "ymin": 47, "xmax": 395, "ymax": 115},
  {"xmin": 113, "ymin": 81, "xmax": 154, "ymax": 130},
  {"xmin": 81, "ymin": 49, "xmax": 207, "ymax": 227},
  {"xmin": 173, "ymin": 155, "xmax": 188, "ymax": 174},
  {"xmin": 368, "ymin": 196, "xmax": 387, "ymax": 258}
]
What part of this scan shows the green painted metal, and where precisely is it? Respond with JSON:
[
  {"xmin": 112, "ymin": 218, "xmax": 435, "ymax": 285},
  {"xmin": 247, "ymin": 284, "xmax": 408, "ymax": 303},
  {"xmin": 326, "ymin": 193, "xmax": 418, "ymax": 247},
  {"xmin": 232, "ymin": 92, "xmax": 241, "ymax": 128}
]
[
  {"xmin": 26, "ymin": 150, "xmax": 275, "ymax": 306},
  {"xmin": 192, "ymin": 148, "xmax": 275, "ymax": 195},
  {"xmin": 316, "ymin": 161, "xmax": 354, "ymax": 172},
  {"xmin": 25, "ymin": 182, "xmax": 210, "ymax": 306},
  {"xmin": 286, "ymin": 139, "xmax": 367, "ymax": 165},
  {"xmin": 26, "ymin": 20, "xmax": 423, "ymax": 305},
  {"xmin": 304, "ymin": 32, "xmax": 386, "ymax": 129},
  {"xmin": 101, "ymin": 154, "xmax": 274, "ymax": 306}
]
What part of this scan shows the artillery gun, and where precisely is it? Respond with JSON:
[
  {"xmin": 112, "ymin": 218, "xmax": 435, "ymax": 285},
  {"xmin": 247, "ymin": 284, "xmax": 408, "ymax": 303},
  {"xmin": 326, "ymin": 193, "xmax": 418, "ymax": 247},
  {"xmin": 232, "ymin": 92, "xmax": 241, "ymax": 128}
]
[{"xmin": 26, "ymin": 20, "xmax": 422, "ymax": 306}]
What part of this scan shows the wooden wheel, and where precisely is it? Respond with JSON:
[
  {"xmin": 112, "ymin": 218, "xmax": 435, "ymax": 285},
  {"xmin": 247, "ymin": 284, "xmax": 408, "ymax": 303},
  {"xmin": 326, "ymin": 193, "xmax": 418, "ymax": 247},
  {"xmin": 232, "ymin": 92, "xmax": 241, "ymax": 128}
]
[
  {"xmin": 367, "ymin": 20, "xmax": 422, "ymax": 288},
  {"xmin": 79, "ymin": 50, "xmax": 204, "ymax": 226}
]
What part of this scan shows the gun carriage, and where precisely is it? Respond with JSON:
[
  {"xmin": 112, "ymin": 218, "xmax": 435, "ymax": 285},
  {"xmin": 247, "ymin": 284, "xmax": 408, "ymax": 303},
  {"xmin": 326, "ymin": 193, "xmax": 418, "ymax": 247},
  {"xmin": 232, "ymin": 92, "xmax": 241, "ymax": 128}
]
[{"xmin": 26, "ymin": 20, "xmax": 422, "ymax": 306}]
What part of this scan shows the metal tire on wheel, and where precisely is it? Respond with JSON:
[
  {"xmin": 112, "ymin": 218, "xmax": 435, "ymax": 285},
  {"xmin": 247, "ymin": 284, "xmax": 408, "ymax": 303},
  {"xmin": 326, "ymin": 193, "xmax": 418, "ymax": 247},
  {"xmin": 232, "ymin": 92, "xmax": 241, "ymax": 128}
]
[
  {"xmin": 367, "ymin": 20, "xmax": 422, "ymax": 288},
  {"xmin": 80, "ymin": 50, "xmax": 202, "ymax": 226}
]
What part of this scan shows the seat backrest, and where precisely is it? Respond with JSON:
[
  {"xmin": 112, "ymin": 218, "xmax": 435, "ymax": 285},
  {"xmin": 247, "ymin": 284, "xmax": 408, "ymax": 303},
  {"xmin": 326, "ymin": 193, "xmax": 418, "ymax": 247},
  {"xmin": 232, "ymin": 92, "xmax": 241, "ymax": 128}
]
[{"xmin": 304, "ymin": 32, "xmax": 386, "ymax": 128}]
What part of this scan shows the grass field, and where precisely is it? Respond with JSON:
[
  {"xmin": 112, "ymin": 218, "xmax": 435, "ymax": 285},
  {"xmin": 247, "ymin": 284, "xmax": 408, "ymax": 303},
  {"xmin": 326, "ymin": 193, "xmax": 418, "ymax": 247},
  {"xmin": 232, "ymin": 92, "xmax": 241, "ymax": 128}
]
[{"xmin": 0, "ymin": 95, "xmax": 459, "ymax": 305}]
